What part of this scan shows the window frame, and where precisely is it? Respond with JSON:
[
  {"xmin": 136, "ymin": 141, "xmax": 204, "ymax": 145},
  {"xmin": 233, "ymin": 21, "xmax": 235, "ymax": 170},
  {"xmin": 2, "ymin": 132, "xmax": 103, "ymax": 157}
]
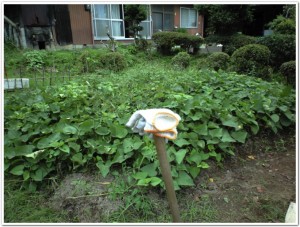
[
  {"xmin": 92, "ymin": 4, "xmax": 126, "ymax": 40},
  {"xmin": 180, "ymin": 7, "xmax": 198, "ymax": 29}
]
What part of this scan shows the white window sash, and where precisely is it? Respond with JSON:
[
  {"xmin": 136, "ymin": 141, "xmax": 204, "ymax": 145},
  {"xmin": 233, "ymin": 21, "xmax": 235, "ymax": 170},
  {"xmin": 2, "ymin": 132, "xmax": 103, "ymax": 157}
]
[
  {"xmin": 92, "ymin": 4, "xmax": 125, "ymax": 39},
  {"xmin": 92, "ymin": 4, "xmax": 152, "ymax": 40},
  {"xmin": 180, "ymin": 7, "xmax": 198, "ymax": 29}
]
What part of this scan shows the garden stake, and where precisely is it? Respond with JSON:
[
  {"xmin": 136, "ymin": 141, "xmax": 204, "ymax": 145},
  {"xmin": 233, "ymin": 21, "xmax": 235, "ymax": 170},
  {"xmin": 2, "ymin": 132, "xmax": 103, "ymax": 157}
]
[
  {"xmin": 125, "ymin": 109, "xmax": 182, "ymax": 222},
  {"xmin": 153, "ymin": 135, "xmax": 181, "ymax": 222}
]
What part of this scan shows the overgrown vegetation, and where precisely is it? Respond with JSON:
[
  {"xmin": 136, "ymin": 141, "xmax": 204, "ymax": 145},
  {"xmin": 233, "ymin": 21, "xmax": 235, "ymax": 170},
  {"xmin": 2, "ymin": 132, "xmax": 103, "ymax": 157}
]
[{"xmin": 4, "ymin": 50, "xmax": 295, "ymax": 192}]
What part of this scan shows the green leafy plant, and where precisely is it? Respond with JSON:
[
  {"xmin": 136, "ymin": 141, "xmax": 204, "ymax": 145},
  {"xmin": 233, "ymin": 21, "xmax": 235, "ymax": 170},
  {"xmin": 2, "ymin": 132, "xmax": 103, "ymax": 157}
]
[{"xmin": 23, "ymin": 50, "xmax": 47, "ymax": 71}]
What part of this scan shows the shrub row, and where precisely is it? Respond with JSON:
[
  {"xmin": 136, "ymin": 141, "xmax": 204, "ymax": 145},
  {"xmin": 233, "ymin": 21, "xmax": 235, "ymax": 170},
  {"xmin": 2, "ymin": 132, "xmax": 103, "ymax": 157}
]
[
  {"xmin": 152, "ymin": 31, "xmax": 204, "ymax": 55},
  {"xmin": 205, "ymin": 33, "xmax": 295, "ymax": 70}
]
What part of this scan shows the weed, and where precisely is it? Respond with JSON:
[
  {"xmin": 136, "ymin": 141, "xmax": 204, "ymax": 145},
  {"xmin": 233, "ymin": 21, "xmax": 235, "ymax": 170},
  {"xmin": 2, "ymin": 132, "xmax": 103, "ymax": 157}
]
[
  {"xmin": 274, "ymin": 139, "xmax": 288, "ymax": 152},
  {"xmin": 70, "ymin": 179, "xmax": 94, "ymax": 196},
  {"xmin": 250, "ymin": 198, "xmax": 288, "ymax": 222}
]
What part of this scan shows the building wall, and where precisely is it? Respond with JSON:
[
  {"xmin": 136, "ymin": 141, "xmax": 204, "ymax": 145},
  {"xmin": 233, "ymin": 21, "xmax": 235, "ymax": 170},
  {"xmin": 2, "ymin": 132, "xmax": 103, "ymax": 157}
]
[
  {"xmin": 174, "ymin": 5, "xmax": 204, "ymax": 36},
  {"xmin": 68, "ymin": 5, "xmax": 93, "ymax": 44}
]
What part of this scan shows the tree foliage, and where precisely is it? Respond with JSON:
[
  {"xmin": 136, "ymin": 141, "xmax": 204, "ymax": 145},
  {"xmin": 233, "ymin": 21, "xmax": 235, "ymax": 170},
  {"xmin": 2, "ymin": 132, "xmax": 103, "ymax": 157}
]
[
  {"xmin": 124, "ymin": 5, "xmax": 147, "ymax": 39},
  {"xmin": 194, "ymin": 5, "xmax": 254, "ymax": 35},
  {"xmin": 268, "ymin": 5, "xmax": 296, "ymax": 34}
]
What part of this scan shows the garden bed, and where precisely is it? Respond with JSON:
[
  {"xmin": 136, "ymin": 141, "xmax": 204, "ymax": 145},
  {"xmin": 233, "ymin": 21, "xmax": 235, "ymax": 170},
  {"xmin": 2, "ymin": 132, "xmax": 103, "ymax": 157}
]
[{"xmin": 4, "ymin": 45, "xmax": 296, "ymax": 223}]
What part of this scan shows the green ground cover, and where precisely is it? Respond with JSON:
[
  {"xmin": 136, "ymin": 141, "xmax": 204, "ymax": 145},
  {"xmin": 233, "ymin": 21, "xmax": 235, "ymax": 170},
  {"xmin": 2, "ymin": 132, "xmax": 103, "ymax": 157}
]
[{"xmin": 4, "ymin": 45, "xmax": 296, "ymax": 223}]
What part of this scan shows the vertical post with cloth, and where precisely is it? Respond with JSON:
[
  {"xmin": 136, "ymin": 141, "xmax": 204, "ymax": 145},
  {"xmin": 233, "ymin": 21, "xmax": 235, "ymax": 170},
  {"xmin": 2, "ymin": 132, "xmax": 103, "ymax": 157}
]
[{"xmin": 126, "ymin": 108, "xmax": 182, "ymax": 222}]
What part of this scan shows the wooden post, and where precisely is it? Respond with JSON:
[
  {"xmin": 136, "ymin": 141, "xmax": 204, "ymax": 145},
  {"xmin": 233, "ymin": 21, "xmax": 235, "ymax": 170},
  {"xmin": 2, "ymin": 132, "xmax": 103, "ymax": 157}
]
[{"xmin": 153, "ymin": 135, "xmax": 181, "ymax": 222}]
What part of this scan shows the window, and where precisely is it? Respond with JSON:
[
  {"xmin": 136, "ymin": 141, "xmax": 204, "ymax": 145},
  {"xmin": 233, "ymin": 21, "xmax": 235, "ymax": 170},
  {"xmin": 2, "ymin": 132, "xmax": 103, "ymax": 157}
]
[
  {"xmin": 180, "ymin": 8, "xmax": 197, "ymax": 28},
  {"xmin": 138, "ymin": 5, "xmax": 152, "ymax": 39},
  {"xmin": 152, "ymin": 5, "xmax": 174, "ymax": 33},
  {"xmin": 92, "ymin": 4, "xmax": 125, "ymax": 39},
  {"xmin": 92, "ymin": 4, "xmax": 152, "ymax": 39}
]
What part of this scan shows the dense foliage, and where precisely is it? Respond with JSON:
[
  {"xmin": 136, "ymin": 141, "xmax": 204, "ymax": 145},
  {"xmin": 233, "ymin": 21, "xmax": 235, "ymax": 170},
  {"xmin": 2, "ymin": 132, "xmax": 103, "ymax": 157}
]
[
  {"xmin": 4, "ymin": 57, "xmax": 295, "ymax": 191},
  {"xmin": 195, "ymin": 5, "xmax": 254, "ymax": 35},
  {"xmin": 256, "ymin": 34, "xmax": 295, "ymax": 69},
  {"xmin": 268, "ymin": 5, "xmax": 296, "ymax": 35},
  {"xmin": 230, "ymin": 44, "xmax": 271, "ymax": 78},
  {"xmin": 152, "ymin": 31, "xmax": 204, "ymax": 55},
  {"xmin": 124, "ymin": 5, "xmax": 147, "ymax": 40}
]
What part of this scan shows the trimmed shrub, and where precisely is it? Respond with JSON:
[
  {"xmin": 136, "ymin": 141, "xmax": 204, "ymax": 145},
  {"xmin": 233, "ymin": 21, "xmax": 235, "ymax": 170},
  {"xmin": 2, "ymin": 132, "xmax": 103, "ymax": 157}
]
[
  {"xmin": 171, "ymin": 52, "xmax": 191, "ymax": 69},
  {"xmin": 205, "ymin": 34, "xmax": 257, "ymax": 55},
  {"xmin": 230, "ymin": 44, "xmax": 271, "ymax": 78},
  {"xmin": 256, "ymin": 34, "xmax": 295, "ymax": 69},
  {"xmin": 280, "ymin": 61, "xmax": 296, "ymax": 86},
  {"xmin": 207, "ymin": 52, "xmax": 230, "ymax": 71},
  {"xmin": 99, "ymin": 52, "xmax": 127, "ymax": 72},
  {"xmin": 152, "ymin": 31, "xmax": 203, "ymax": 55}
]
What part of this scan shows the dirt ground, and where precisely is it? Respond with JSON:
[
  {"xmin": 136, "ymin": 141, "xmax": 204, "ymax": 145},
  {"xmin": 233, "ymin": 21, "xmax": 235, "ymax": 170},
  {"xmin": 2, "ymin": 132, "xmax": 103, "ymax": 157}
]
[
  {"xmin": 188, "ymin": 128, "xmax": 296, "ymax": 223},
  {"xmin": 49, "ymin": 128, "xmax": 296, "ymax": 223}
]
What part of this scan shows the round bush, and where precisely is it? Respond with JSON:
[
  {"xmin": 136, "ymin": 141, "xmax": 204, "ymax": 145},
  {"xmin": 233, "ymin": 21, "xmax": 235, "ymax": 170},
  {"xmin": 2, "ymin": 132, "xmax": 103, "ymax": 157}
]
[
  {"xmin": 230, "ymin": 44, "xmax": 271, "ymax": 78},
  {"xmin": 207, "ymin": 52, "xmax": 230, "ymax": 71},
  {"xmin": 279, "ymin": 61, "xmax": 295, "ymax": 85},
  {"xmin": 256, "ymin": 34, "xmax": 295, "ymax": 69},
  {"xmin": 171, "ymin": 52, "xmax": 191, "ymax": 69}
]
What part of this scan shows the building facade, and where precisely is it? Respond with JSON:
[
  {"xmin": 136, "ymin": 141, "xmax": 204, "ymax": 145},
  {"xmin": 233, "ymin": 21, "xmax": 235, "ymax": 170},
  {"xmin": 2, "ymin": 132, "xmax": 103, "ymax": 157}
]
[{"xmin": 4, "ymin": 4, "xmax": 204, "ymax": 49}]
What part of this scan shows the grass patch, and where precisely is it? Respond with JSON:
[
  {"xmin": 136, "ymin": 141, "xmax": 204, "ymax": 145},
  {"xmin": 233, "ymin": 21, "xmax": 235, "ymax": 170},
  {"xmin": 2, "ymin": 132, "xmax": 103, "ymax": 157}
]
[{"xmin": 4, "ymin": 180, "xmax": 68, "ymax": 223}]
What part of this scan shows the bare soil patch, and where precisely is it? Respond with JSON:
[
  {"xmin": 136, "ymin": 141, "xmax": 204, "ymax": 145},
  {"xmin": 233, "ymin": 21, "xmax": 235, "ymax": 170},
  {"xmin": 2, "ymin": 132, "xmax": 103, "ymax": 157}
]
[{"xmin": 49, "ymin": 128, "xmax": 296, "ymax": 223}]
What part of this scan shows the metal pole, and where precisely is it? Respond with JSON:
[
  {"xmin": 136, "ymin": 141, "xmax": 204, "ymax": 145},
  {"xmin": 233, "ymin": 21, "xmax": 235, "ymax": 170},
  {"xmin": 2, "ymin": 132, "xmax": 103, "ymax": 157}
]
[{"xmin": 153, "ymin": 135, "xmax": 181, "ymax": 222}]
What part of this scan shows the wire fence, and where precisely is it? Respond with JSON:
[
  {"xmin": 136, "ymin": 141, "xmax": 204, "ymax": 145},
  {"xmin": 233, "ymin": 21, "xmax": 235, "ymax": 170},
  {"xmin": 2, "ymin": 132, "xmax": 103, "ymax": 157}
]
[{"xmin": 4, "ymin": 64, "xmax": 82, "ymax": 91}]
